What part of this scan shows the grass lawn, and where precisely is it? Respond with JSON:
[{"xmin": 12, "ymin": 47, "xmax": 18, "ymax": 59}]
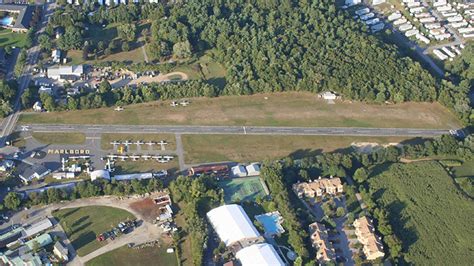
[
  {"xmin": 451, "ymin": 159, "xmax": 474, "ymax": 197},
  {"xmin": 53, "ymin": 206, "xmax": 135, "ymax": 257},
  {"xmin": 0, "ymin": 28, "xmax": 27, "ymax": 48},
  {"xmin": 218, "ymin": 176, "xmax": 267, "ymax": 203},
  {"xmin": 32, "ymin": 132, "xmax": 86, "ymax": 145},
  {"xmin": 174, "ymin": 202, "xmax": 193, "ymax": 266},
  {"xmin": 101, "ymin": 133, "xmax": 176, "ymax": 150},
  {"xmin": 182, "ymin": 134, "xmax": 416, "ymax": 164},
  {"xmin": 114, "ymin": 159, "xmax": 179, "ymax": 175},
  {"xmin": 369, "ymin": 161, "xmax": 474, "ymax": 264},
  {"xmin": 173, "ymin": 52, "xmax": 226, "ymax": 88},
  {"xmin": 86, "ymin": 244, "xmax": 177, "ymax": 266},
  {"xmin": 18, "ymin": 92, "xmax": 460, "ymax": 129}
]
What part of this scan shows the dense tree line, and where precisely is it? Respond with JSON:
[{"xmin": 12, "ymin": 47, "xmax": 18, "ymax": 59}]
[
  {"xmin": 40, "ymin": 1, "xmax": 471, "ymax": 123},
  {"xmin": 3, "ymin": 178, "xmax": 163, "ymax": 210},
  {"xmin": 169, "ymin": 175, "xmax": 222, "ymax": 266},
  {"xmin": 260, "ymin": 163, "xmax": 310, "ymax": 261},
  {"xmin": 0, "ymin": 81, "xmax": 16, "ymax": 117},
  {"xmin": 37, "ymin": 79, "xmax": 218, "ymax": 112}
]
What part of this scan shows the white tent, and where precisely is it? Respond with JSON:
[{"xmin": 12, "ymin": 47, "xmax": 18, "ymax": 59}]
[
  {"xmin": 236, "ymin": 243, "xmax": 285, "ymax": 266},
  {"xmin": 207, "ymin": 205, "xmax": 260, "ymax": 246}
]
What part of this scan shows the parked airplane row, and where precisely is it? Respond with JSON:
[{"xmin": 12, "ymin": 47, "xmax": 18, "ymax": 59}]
[
  {"xmin": 110, "ymin": 140, "xmax": 168, "ymax": 148},
  {"xmin": 102, "ymin": 154, "xmax": 174, "ymax": 163}
]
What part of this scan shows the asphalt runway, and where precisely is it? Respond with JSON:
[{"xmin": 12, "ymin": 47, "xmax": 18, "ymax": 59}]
[{"xmin": 18, "ymin": 124, "xmax": 450, "ymax": 137}]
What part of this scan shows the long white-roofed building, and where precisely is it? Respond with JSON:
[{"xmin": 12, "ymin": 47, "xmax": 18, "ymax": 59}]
[
  {"xmin": 235, "ymin": 243, "xmax": 285, "ymax": 266},
  {"xmin": 206, "ymin": 204, "xmax": 261, "ymax": 247}
]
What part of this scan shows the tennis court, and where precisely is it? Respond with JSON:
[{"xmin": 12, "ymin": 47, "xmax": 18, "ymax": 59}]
[{"xmin": 219, "ymin": 176, "xmax": 267, "ymax": 203}]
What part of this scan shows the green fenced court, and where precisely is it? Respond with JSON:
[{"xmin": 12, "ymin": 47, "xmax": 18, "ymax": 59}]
[{"xmin": 219, "ymin": 176, "xmax": 268, "ymax": 203}]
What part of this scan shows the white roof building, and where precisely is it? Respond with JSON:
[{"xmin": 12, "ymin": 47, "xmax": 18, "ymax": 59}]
[
  {"xmin": 90, "ymin": 170, "xmax": 110, "ymax": 181},
  {"xmin": 246, "ymin": 163, "xmax": 261, "ymax": 176},
  {"xmin": 235, "ymin": 243, "xmax": 285, "ymax": 266},
  {"xmin": 231, "ymin": 165, "xmax": 247, "ymax": 178},
  {"xmin": 207, "ymin": 204, "xmax": 260, "ymax": 246},
  {"xmin": 113, "ymin": 173, "xmax": 153, "ymax": 181},
  {"xmin": 47, "ymin": 65, "xmax": 83, "ymax": 81},
  {"xmin": 22, "ymin": 218, "xmax": 53, "ymax": 239}
]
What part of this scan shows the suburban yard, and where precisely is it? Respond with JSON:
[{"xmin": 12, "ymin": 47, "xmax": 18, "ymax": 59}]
[
  {"xmin": 32, "ymin": 132, "xmax": 86, "ymax": 145},
  {"xmin": 182, "ymin": 134, "xmax": 417, "ymax": 163},
  {"xmin": 369, "ymin": 161, "xmax": 474, "ymax": 265},
  {"xmin": 18, "ymin": 92, "xmax": 460, "ymax": 129},
  {"xmin": 0, "ymin": 28, "xmax": 27, "ymax": 48},
  {"xmin": 86, "ymin": 244, "xmax": 177, "ymax": 266},
  {"xmin": 52, "ymin": 206, "xmax": 135, "ymax": 257},
  {"xmin": 101, "ymin": 133, "xmax": 176, "ymax": 150}
]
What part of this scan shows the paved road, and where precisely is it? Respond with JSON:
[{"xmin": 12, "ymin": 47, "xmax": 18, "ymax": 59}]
[
  {"xmin": 0, "ymin": 3, "xmax": 53, "ymax": 146},
  {"xmin": 20, "ymin": 124, "xmax": 451, "ymax": 137}
]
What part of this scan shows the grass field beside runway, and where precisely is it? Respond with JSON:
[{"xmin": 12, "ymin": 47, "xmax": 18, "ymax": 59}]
[
  {"xmin": 32, "ymin": 132, "xmax": 86, "ymax": 145},
  {"xmin": 19, "ymin": 92, "xmax": 460, "ymax": 129},
  {"xmin": 181, "ymin": 134, "xmax": 417, "ymax": 163}
]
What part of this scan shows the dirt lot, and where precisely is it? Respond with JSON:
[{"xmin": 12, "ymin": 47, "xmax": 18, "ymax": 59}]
[
  {"xmin": 129, "ymin": 198, "xmax": 161, "ymax": 222},
  {"xmin": 19, "ymin": 92, "xmax": 460, "ymax": 129}
]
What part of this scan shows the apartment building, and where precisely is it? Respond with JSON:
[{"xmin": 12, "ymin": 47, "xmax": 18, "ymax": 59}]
[
  {"xmin": 293, "ymin": 177, "xmax": 343, "ymax": 198},
  {"xmin": 353, "ymin": 216, "xmax": 385, "ymax": 260},
  {"xmin": 308, "ymin": 222, "xmax": 336, "ymax": 262}
]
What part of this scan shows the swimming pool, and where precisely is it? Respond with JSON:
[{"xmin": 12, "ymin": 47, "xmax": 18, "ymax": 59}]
[
  {"xmin": 255, "ymin": 212, "xmax": 285, "ymax": 237},
  {"xmin": 0, "ymin": 16, "xmax": 13, "ymax": 26}
]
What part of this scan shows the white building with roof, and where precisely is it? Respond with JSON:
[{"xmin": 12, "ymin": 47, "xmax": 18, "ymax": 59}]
[
  {"xmin": 231, "ymin": 165, "xmax": 247, "ymax": 178},
  {"xmin": 246, "ymin": 163, "xmax": 261, "ymax": 176},
  {"xmin": 90, "ymin": 170, "xmax": 110, "ymax": 181},
  {"xmin": 22, "ymin": 218, "xmax": 53, "ymax": 239},
  {"xmin": 207, "ymin": 204, "xmax": 261, "ymax": 246},
  {"xmin": 235, "ymin": 243, "xmax": 285, "ymax": 266},
  {"xmin": 113, "ymin": 172, "xmax": 153, "ymax": 181},
  {"xmin": 47, "ymin": 65, "xmax": 83, "ymax": 81}
]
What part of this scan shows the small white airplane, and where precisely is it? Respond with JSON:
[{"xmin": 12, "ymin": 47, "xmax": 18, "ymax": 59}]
[
  {"xmin": 170, "ymin": 101, "xmax": 179, "ymax": 107},
  {"xmin": 180, "ymin": 100, "xmax": 190, "ymax": 106},
  {"xmin": 118, "ymin": 155, "xmax": 128, "ymax": 161},
  {"xmin": 157, "ymin": 140, "xmax": 168, "ymax": 150},
  {"xmin": 146, "ymin": 141, "xmax": 156, "ymax": 147},
  {"xmin": 152, "ymin": 155, "xmax": 163, "ymax": 160},
  {"xmin": 123, "ymin": 140, "xmax": 132, "ymax": 147},
  {"xmin": 110, "ymin": 141, "xmax": 121, "ymax": 146},
  {"xmin": 69, "ymin": 155, "xmax": 90, "ymax": 160},
  {"xmin": 141, "ymin": 155, "xmax": 152, "ymax": 160},
  {"xmin": 114, "ymin": 106, "xmax": 124, "ymax": 111},
  {"xmin": 157, "ymin": 158, "xmax": 169, "ymax": 163},
  {"xmin": 107, "ymin": 154, "xmax": 119, "ymax": 160},
  {"xmin": 135, "ymin": 140, "xmax": 144, "ymax": 146},
  {"xmin": 130, "ymin": 155, "xmax": 140, "ymax": 161},
  {"xmin": 163, "ymin": 155, "xmax": 174, "ymax": 160}
]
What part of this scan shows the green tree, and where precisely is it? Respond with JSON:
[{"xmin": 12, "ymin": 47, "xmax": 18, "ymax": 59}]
[
  {"xmin": 172, "ymin": 40, "xmax": 192, "ymax": 59},
  {"xmin": 353, "ymin": 167, "xmax": 369, "ymax": 183},
  {"xmin": 4, "ymin": 192, "xmax": 21, "ymax": 210}
]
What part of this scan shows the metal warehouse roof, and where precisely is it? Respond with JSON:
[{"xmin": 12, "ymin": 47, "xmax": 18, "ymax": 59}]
[{"xmin": 206, "ymin": 204, "xmax": 260, "ymax": 246}]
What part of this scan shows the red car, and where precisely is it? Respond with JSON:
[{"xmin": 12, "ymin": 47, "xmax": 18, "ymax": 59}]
[{"xmin": 97, "ymin": 234, "xmax": 105, "ymax": 242}]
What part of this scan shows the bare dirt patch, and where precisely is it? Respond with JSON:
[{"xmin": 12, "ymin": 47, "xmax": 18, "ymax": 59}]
[{"xmin": 129, "ymin": 198, "xmax": 161, "ymax": 222}]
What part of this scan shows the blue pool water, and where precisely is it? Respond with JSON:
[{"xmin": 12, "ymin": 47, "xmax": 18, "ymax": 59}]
[
  {"xmin": 255, "ymin": 212, "xmax": 285, "ymax": 236},
  {"xmin": 0, "ymin": 16, "xmax": 13, "ymax": 26}
]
